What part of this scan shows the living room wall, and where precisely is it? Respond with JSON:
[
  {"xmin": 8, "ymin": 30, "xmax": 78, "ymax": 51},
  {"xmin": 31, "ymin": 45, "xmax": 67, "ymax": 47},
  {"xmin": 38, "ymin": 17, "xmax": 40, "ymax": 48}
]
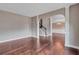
[{"xmin": 0, "ymin": 10, "xmax": 32, "ymax": 42}]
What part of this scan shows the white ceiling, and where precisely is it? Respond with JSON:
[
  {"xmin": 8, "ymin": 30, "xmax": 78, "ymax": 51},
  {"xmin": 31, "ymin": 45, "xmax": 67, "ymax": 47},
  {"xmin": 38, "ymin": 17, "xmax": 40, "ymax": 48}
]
[{"xmin": 0, "ymin": 3, "xmax": 73, "ymax": 17}]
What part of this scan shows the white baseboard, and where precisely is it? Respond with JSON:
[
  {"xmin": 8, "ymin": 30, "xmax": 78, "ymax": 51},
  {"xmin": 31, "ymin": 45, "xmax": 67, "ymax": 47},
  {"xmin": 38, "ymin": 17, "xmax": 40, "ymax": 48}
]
[
  {"xmin": 0, "ymin": 35, "xmax": 37, "ymax": 43},
  {"xmin": 65, "ymin": 45, "xmax": 79, "ymax": 49}
]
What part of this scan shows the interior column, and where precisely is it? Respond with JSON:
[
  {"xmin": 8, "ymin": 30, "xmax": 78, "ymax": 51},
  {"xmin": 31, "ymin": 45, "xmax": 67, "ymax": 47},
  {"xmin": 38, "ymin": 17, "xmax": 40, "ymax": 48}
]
[
  {"xmin": 65, "ymin": 5, "xmax": 70, "ymax": 46},
  {"xmin": 37, "ymin": 15, "xmax": 40, "ymax": 49}
]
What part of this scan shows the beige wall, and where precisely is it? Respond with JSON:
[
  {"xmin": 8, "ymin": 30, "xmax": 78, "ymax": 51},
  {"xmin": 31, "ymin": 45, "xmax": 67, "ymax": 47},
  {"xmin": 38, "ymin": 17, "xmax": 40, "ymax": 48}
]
[
  {"xmin": 0, "ymin": 10, "xmax": 32, "ymax": 42},
  {"xmin": 69, "ymin": 4, "xmax": 79, "ymax": 47},
  {"xmin": 39, "ymin": 8, "xmax": 65, "ymax": 18},
  {"xmin": 31, "ymin": 16, "xmax": 37, "ymax": 37}
]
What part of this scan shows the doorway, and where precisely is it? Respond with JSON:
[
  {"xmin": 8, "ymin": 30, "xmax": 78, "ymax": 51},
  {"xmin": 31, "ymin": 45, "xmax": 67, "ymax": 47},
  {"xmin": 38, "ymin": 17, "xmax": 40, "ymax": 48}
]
[{"xmin": 51, "ymin": 14, "xmax": 65, "ymax": 54}]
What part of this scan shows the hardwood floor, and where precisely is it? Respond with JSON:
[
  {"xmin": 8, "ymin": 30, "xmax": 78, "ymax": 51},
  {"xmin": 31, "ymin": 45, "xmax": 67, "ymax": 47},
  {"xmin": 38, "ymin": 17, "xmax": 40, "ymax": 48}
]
[
  {"xmin": 64, "ymin": 47, "xmax": 79, "ymax": 55},
  {"xmin": 0, "ymin": 34, "xmax": 79, "ymax": 55},
  {"xmin": 0, "ymin": 37, "xmax": 37, "ymax": 55}
]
